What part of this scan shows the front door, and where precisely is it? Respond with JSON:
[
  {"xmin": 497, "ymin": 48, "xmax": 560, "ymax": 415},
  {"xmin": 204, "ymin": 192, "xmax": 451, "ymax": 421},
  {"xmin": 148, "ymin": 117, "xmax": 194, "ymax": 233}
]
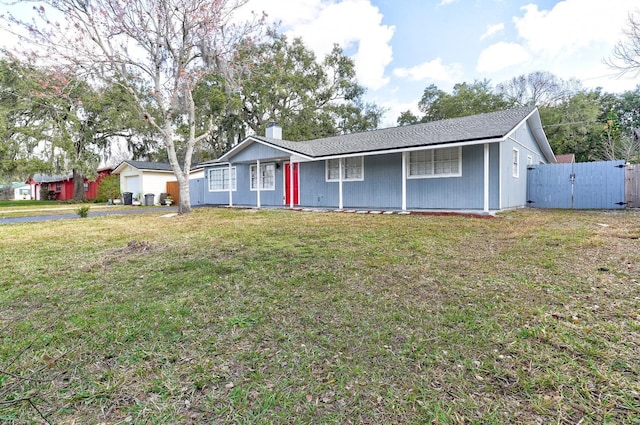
[{"xmin": 284, "ymin": 162, "xmax": 299, "ymax": 205}]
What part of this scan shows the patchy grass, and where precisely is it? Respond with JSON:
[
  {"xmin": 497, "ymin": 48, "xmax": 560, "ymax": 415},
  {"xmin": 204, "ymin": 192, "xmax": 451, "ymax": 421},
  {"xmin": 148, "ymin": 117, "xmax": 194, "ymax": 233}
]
[{"xmin": 0, "ymin": 208, "xmax": 639, "ymax": 424}]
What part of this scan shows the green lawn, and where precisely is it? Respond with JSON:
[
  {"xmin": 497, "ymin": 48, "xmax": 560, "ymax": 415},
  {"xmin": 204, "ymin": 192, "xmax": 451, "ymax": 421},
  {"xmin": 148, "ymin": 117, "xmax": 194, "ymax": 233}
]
[{"xmin": 1, "ymin": 208, "xmax": 639, "ymax": 424}]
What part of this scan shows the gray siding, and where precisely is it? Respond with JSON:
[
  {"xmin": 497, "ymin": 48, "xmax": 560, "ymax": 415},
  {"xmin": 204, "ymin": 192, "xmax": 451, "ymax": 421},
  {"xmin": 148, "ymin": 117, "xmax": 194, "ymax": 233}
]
[
  {"xmin": 229, "ymin": 142, "xmax": 289, "ymax": 163},
  {"xmin": 500, "ymin": 121, "xmax": 548, "ymax": 208},
  {"xmin": 200, "ymin": 144, "xmax": 504, "ymax": 210}
]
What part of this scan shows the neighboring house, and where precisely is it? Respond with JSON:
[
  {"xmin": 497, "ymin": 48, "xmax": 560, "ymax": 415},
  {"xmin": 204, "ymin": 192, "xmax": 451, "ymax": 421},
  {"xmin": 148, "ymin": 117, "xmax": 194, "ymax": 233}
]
[
  {"xmin": 12, "ymin": 182, "xmax": 32, "ymax": 200},
  {"xmin": 555, "ymin": 153, "xmax": 575, "ymax": 164},
  {"xmin": 26, "ymin": 168, "xmax": 113, "ymax": 201},
  {"xmin": 195, "ymin": 106, "xmax": 556, "ymax": 213},
  {"xmin": 112, "ymin": 160, "xmax": 204, "ymax": 204}
]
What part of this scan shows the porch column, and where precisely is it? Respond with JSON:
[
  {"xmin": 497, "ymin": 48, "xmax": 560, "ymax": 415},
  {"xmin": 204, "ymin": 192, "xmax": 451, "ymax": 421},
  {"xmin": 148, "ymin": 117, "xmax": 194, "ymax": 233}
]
[
  {"xmin": 228, "ymin": 163, "xmax": 233, "ymax": 207},
  {"xmin": 289, "ymin": 159, "xmax": 294, "ymax": 208},
  {"xmin": 256, "ymin": 159, "xmax": 261, "ymax": 209},
  {"xmin": 484, "ymin": 143, "xmax": 489, "ymax": 213},
  {"xmin": 338, "ymin": 158, "xmax": 344, "ymax": 209},
  {"xmin": 402, "ymin": 152, "xmax": 407, "ymax": 211}
]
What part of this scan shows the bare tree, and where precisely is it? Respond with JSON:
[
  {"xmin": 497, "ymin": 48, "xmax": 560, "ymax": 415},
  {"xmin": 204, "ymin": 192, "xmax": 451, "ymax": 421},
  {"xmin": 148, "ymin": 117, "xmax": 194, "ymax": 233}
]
[
  {"xmin": 608, "ymin": 10, "xmax": 640, "ymax": 76},
  {"xmin": 496, "ymin": 71, "xmax": 581, "ymax": 107},
  {"xmin": 2, "ymin": 0, "xmax": 264, "ymax": 213}
]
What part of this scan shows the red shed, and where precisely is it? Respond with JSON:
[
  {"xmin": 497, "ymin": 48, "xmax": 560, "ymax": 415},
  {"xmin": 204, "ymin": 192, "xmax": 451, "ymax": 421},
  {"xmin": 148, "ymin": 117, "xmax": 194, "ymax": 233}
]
[{"xmin": 26, "ymin": 168, "xmax": 113, "ymax": 201}]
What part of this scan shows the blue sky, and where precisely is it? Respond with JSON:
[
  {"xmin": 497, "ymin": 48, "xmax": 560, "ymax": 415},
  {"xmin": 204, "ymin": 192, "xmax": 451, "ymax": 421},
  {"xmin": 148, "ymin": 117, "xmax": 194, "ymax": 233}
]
[
  {"xmin": 244, "ymin": 0, "xmax": 640, "ymax": 125},
  {"xmin": 3, "ymin": 0, "xmax": 638, "ymax": 128}
]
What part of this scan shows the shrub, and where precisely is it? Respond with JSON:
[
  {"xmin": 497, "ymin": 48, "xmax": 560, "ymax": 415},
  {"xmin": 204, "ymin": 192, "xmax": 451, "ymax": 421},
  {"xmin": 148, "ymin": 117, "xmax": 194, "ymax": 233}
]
[
  {"xmin": 76, "ymin": 205, "xmax": 90, "ymax": 218},
  {"xmin": 96, "ymin": 175, "xmax": 121, "ymax": 203}
]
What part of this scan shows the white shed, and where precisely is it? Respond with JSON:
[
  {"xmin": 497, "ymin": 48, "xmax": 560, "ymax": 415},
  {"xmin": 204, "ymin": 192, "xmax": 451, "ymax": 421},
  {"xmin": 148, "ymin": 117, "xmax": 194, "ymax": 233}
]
[{"xmin": 112, "ymin": 160, "xmax": 204, "ymax": 205}]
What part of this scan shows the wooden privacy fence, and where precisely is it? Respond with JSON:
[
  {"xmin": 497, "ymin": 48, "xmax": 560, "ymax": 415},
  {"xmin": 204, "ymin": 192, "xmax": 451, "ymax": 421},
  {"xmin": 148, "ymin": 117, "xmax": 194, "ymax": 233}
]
[
  {"xmin": 526, "ymin": 160, "xmax": 633, "ymax": 209},
  {"xmin": 166, "ymin": 181, "xmax": 180, "ymax": 204},
  {"xmin": 627, "ymin": 164, "xmax": 640, "ymax": 208}
]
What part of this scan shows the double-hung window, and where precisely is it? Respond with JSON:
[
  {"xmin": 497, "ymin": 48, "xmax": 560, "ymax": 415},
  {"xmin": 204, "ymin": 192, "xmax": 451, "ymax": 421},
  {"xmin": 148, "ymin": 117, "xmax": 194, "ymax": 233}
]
[
  {"xmin": 250, "ymin": 163, "xmax": 275, "ymax": 190},
  {"xmin": 326, "ymin": 157, "xmax": 364, "ymax": 181},
  {"xmin": 408, "ymin": 147, "xmax": 461, "ymax": 178},
  {"xmin": 208, "ymin": 167, "xmax": 236, "ymax": 191}
]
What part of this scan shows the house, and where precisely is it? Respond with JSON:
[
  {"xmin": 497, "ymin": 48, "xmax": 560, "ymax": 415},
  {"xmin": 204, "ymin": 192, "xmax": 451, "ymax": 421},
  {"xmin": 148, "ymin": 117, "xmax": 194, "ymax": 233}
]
[
  {"xmin": 26, "ymin": 168, "xmax": 113, "ymax": 201},
  {"xmin": 112, "ymin": 160, "xmax": 204, "ymax": 204},
  {"xmin": 555, "ymin": 153, "xmax": 575, "ymax": 164},
  {"xmin": 11, "ymin": 182, "xmax": 32, "ymax": 200},
  {"xmin": 194, "ymin": 106, "xmax": 556, "ymax": 213}
]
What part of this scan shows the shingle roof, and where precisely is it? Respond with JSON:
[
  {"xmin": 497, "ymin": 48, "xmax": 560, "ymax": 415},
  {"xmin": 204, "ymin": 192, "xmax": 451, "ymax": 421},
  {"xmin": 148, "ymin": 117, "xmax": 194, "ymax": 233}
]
[
  {"xmin": 122, "ymin": 160, "xmax": 173, "ymax": 171},
  {"xmin": 249, "ymin": 106, "xmax": 537, "ymax": 158}
]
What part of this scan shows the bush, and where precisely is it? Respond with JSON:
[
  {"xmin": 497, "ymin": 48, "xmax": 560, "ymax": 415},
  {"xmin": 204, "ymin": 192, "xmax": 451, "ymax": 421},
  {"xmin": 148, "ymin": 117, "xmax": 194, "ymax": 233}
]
[
  {"xmin": 76, "ymin": 205, "xmax": 90, "ymax": 218},
  {"xmin": 96, "ymin": 175, "xmax": 121, "ymax": 203}
]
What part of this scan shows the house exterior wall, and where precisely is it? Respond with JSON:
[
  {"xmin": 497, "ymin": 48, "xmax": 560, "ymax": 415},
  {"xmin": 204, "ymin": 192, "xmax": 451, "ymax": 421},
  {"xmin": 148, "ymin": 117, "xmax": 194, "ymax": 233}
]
[
  {"xmin": 500, "ymin": 121, "xmax": 548, "ymax": 209},
  {"xmin": 201, "ymin": 144, "xmax": 505, "ymax": 210},
  {"xmin": 230, "ymin": 143, "xmax": 289, "ymax": 163}
]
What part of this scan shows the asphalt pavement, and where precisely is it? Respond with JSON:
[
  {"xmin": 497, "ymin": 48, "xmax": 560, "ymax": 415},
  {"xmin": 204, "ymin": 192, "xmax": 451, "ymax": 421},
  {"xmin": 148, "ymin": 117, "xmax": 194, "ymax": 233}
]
[{"xmin": 0, "ymin": 206, "xmax": 178, "ymax": 224}]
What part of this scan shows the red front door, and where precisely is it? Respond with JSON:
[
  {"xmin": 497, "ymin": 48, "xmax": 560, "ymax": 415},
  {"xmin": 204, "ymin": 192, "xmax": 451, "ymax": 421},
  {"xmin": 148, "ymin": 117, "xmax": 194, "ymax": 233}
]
[{"xmin": 285, "ymin": 162, "xmax": 299, "ymax": 205}]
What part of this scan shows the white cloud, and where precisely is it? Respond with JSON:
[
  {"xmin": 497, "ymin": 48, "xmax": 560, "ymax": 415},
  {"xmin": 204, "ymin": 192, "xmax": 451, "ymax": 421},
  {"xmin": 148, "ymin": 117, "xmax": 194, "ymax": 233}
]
[
  {"xmin": 243, "ymin": 0, "xmax": 395, "ymax": 91},
  {"xmin": 393, "ymin": 58, "xmax": 462, "ymax": 83},
  {"xmin": 476, "ymin": 42, "xmax": 531, "ymax": 73},
  {"xmin": 514, "ymin": 0, "xmax": 637, "ymax": 58},
  {"xmin": 437, "ymin": 0, "xmax": 457, "ymax": 6},
  {"xmin": 480, "ymin": 23, "xmax": 504, "ymax": 40}
]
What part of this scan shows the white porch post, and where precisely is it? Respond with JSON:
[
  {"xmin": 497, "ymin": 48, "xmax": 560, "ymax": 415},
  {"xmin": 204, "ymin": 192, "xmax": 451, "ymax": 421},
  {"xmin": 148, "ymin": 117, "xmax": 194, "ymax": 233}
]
[
  {"xmin": 228, "ymin": 163, "xmax": 233, "ymax": 207},
  {"xmin": 256, "ymin": 159, "xmax": 261, "ymax": 209},
  {"xmin": 402, "ymin": 151, "xmax": 407, "ymax": 211},
  {"xmin": 338, "ymin": 158, "xmax": 344, "ymax": 209},
  {"xmin": 484, "ymin": 143, "xmax": 490, "ymax": 213},
  {"xmin": 289, "ymin": 159, "xmax": 294, "ymax": 208}
]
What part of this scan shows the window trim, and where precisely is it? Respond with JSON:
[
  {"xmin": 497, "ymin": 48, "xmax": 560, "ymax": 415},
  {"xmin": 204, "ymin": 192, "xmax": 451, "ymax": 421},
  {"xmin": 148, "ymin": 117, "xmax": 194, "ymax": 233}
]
[
  {"xmin": 325, "ymin": 156, "xmax": 364, "ymax": 182},
  {"xmin": 250, "ymin": 163, "xmax": 276, "ymax": 191},
  {"xmin": 407, "ymin": 146, "xmax": 462, "ymax": 179},
  {"xmin": 208, "ymin": 166, "xmax": 237, "ymax": 192},
  {"xmin": 512, "ymin": 148, "xmax": 520, "ymax": 178}
]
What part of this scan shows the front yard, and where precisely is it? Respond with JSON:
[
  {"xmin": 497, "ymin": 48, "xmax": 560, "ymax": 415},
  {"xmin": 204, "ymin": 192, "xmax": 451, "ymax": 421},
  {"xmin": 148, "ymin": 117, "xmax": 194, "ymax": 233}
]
[{"xmin": 0, "ymin": 208, "xmax": 638, "ymax": 423}]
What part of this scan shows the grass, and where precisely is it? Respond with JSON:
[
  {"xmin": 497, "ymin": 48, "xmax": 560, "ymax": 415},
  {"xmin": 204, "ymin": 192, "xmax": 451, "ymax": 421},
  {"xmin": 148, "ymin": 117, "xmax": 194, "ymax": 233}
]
[{"xmin": 1, "ymin": 208, "xmax": 639, "ymax": 424}]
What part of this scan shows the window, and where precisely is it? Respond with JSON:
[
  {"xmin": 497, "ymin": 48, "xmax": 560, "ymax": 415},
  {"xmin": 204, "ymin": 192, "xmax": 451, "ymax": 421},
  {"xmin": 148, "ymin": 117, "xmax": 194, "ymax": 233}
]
[
  {"xmin": 83, "ymin": 183, "xmax": 89, "ymax": 192},
  {"xmin": 208, "ymin": 167, "xmax": 236, "ymax": 191},
  {"xmin": 408, "ymin": 147, "xmax": 461, "ymax": 178},
  {"xmin": 250, "ymin": 163, "xmax": 275, "ymax": 190},
  {"xmin": 512, "ymin": 148, "xmax": 520, "ymax": 178},
  {"xmin": 55, "ymin": 183, "xmax": 61, "ymax": 191},
  {"xmin": 326, "ymin": 157, "xmax": 364, "ymax": 182}
]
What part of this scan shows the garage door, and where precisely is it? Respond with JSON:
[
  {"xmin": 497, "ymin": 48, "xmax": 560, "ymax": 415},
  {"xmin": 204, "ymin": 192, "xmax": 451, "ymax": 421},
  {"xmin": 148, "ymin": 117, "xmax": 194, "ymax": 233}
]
[{"xmin": 125, "ymin": 175, "xmax": 140, "ymax": 194}]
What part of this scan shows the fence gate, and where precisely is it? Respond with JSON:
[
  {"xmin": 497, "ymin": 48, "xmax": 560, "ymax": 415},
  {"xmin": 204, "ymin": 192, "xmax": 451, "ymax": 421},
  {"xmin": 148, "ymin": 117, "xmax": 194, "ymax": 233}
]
[
  {"xmin": 627, "ymin": 164, "xmax": 640, "ymax": 208},
  {"xmin": 527, "ymin": 160, "xmax": 626, "ymax": 209}
]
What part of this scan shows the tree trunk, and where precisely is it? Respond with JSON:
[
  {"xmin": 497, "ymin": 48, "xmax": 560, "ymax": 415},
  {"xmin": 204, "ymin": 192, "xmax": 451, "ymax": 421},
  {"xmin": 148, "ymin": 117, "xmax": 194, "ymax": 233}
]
[
  {"xmin": 178, "ymin": 177, "xmax": 191, "ymax": 214},
  {"xmin": 72, "ymin": 169, "xmax": 87, "ymax": 201}
]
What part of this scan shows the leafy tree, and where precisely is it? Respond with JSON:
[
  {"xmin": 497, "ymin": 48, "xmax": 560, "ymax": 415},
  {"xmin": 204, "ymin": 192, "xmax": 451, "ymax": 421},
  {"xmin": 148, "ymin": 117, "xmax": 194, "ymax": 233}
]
[
  {"xmin": 3, "ymin": 0, "xmax": 265, "ymax": 213},
  {"xmin": 236, "ymin": 34, "xmax": 382, "ymax": 141},
  {"xmin": 415, "ymin": 80, "xmax": 512, "ymax": 123},
  {"xmin": 0, "ymin": 60, "xmax": 51, "ymax": 183},
  {"xmin": 397, "ymin": 110, "xmax": 420, "ymax": 126},
  {"xmin": 540, "ymin": 91, "xmax": 603, "ymax": 162}
]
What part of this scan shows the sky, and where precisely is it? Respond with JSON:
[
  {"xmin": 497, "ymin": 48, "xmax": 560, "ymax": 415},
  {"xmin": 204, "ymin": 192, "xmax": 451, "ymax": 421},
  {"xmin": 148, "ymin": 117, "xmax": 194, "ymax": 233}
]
[{"xmin": 241, "ymin": 0, "xmax": 640, "ymax": 126}]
